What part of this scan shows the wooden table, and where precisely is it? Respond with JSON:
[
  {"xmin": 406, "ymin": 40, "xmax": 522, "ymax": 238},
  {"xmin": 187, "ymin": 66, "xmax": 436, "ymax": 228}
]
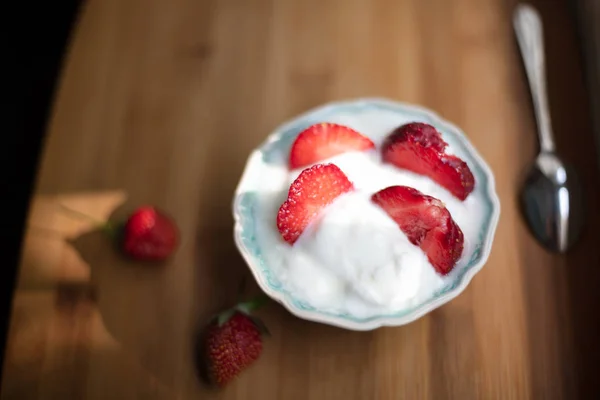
[{"xmin": 3, "ymin": 0, "xmax": 600, "ymax": 398}]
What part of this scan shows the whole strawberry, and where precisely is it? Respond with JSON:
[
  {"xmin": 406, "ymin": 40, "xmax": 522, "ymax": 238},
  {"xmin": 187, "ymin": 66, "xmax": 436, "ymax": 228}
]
[
  {"xmin": 59, "ymin": 204, "xmax": 179, "ymax": 262},
  {"xmin": 197, "ymin": 297, "xmax": 269, "ymax": 387},
  {"xmin": 122, "ymin": 206, "xmax": 179, "ymax": 261}
]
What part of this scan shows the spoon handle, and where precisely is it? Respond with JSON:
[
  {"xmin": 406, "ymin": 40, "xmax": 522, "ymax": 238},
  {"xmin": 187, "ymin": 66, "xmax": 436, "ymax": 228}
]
[{"xmin": 513, "ymin": 4, "xmax": 556, "ymax": 153}]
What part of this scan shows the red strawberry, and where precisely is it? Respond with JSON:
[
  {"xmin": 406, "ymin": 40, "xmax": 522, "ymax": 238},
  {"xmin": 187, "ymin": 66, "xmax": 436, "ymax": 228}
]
[
  {"xmin": 371, "ymin": 186, "xmax": 463, "ymax": 275},
  {"xmin": 277, "ymin": 163, "xmax": 354, "ymax": 244},
  {"xmin": 198, "ymin": 298, "xmax": 269, "ymax": 387},
  {"xmin": 122, "ymin": 206, "xmax": 179, "ymax": 261},
  {"xmin": 382, "ymin": 122, "xmax": 475, "ymax": 200},
  {"xmin": 289, "ymin": 123, "xmax": 375, "ymax": 169},
  {"xmin": 59, "ymin": 203, "xmax": 180, "ymax": 262}
]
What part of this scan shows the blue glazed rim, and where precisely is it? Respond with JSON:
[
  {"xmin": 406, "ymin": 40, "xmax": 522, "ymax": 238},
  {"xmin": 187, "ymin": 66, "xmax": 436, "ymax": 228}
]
[{"xmin": 233, "ymin": 98, "xmax": 501, "ymax": 331}]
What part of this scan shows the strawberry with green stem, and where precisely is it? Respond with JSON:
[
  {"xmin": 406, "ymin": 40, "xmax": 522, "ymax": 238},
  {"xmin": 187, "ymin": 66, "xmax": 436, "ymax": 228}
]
[
  {"xmin": 196, "ymin": 294, "xmax": 270, "ymax": 388},
  {"xmin": 59, "ymin": 204, "xmax": 179, "ymax": 262}
]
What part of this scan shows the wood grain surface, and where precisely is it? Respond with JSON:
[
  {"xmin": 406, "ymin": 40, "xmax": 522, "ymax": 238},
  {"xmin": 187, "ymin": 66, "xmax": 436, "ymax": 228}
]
[{"xmin": 3, "ymin": 0, "xmax": 600, "ymax": 398}]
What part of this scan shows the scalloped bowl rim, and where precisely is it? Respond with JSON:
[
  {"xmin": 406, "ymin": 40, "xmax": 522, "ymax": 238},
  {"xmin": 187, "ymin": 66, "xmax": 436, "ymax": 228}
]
[{"xmin": 232, "ymin": 97, "xmax": 501, "ymax": 331}]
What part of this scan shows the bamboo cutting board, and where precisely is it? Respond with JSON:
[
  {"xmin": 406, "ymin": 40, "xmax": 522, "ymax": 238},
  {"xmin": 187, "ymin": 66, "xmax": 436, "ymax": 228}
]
[{"xmin": 2, "ymin": 0, "xmax": 600, "ymax": 398}]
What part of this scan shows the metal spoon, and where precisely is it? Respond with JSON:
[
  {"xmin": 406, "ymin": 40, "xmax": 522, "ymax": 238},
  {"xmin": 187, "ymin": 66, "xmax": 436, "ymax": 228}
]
[{"xmin": 513, "ymin": 4, "xmax": 584, "ymax": 253}]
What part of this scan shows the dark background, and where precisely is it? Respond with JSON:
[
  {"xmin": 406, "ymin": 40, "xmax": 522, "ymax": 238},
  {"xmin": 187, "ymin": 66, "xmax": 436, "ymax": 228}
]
[{"xmin": 2, "ymin": 0, "xmax": 83, "ymax": 377}]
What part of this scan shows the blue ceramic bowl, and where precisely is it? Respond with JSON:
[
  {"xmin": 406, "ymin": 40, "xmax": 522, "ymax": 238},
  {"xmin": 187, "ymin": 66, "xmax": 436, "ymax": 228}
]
[{"xmin": 233, "ymin": 98, "xmax": 500, "ymax": 330}]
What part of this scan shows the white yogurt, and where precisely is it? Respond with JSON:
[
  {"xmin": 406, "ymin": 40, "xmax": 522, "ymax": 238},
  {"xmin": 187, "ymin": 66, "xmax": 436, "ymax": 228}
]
[{"xmin": 249, "ymin": 110, "xmax": 487, "ymax": 318}]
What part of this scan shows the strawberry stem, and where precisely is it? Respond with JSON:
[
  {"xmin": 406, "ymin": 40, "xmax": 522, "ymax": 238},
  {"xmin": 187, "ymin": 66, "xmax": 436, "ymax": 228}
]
[
  {"xmin": 58, "ymin": 204, "xmax": 118, "ymax": 238},
  {"xmin": 214, "ymin": 294, "xmax": 270, "ymax": 327},
  {"xmin": 235, "ymin": 294, "xmax": 269, "ymax": 315},
  {"xmin": 217, "ymin": 310, "xmax": 236, "ymax": 327},
  {"xmin": 100, "ymin": 221, "xmax": 119, "ymax": 239}
]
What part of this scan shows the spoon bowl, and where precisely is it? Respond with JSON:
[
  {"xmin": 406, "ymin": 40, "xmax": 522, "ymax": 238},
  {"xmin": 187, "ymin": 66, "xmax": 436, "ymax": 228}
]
[{"xmin": 521, "ymin": 152, "xmax": 583, "ymax": 252}]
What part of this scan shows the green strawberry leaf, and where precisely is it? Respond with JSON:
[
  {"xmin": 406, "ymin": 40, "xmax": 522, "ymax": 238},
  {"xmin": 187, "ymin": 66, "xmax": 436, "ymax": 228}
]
[
  {"xmin": 236, "ymin": 295, "xmax": 269, "ymax": 314},
  {"xmin": 217, "ymin": 309, "xmax": 235, "ymax": 327}
]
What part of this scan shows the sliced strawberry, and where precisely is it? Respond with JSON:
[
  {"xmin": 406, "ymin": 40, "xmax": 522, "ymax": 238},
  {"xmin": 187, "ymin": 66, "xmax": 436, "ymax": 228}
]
[
  {"xmin": 420, "ymin": 218, "xmax": 464, "ymax": 275},
  {"xmin": 277, "ymin": 163, "xmax": 354, "ymax": 244},
  {"xmin": 388, "ymin": 122, "xmax": 449, "ymax": 152},
  {"xmin": 382, "ymin": 123, "xmax": 475, "ymax": 200},
  {"xmin": 371, "ymin": 186, "xmax": 463, "ymax": 275},
  {"xmin": 371, "ymin": 185, "xmax": 447, "ymax": 244},
  {"xmin": 289, "ymin": 123, "xmax": 375, "ymax": 169}
]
